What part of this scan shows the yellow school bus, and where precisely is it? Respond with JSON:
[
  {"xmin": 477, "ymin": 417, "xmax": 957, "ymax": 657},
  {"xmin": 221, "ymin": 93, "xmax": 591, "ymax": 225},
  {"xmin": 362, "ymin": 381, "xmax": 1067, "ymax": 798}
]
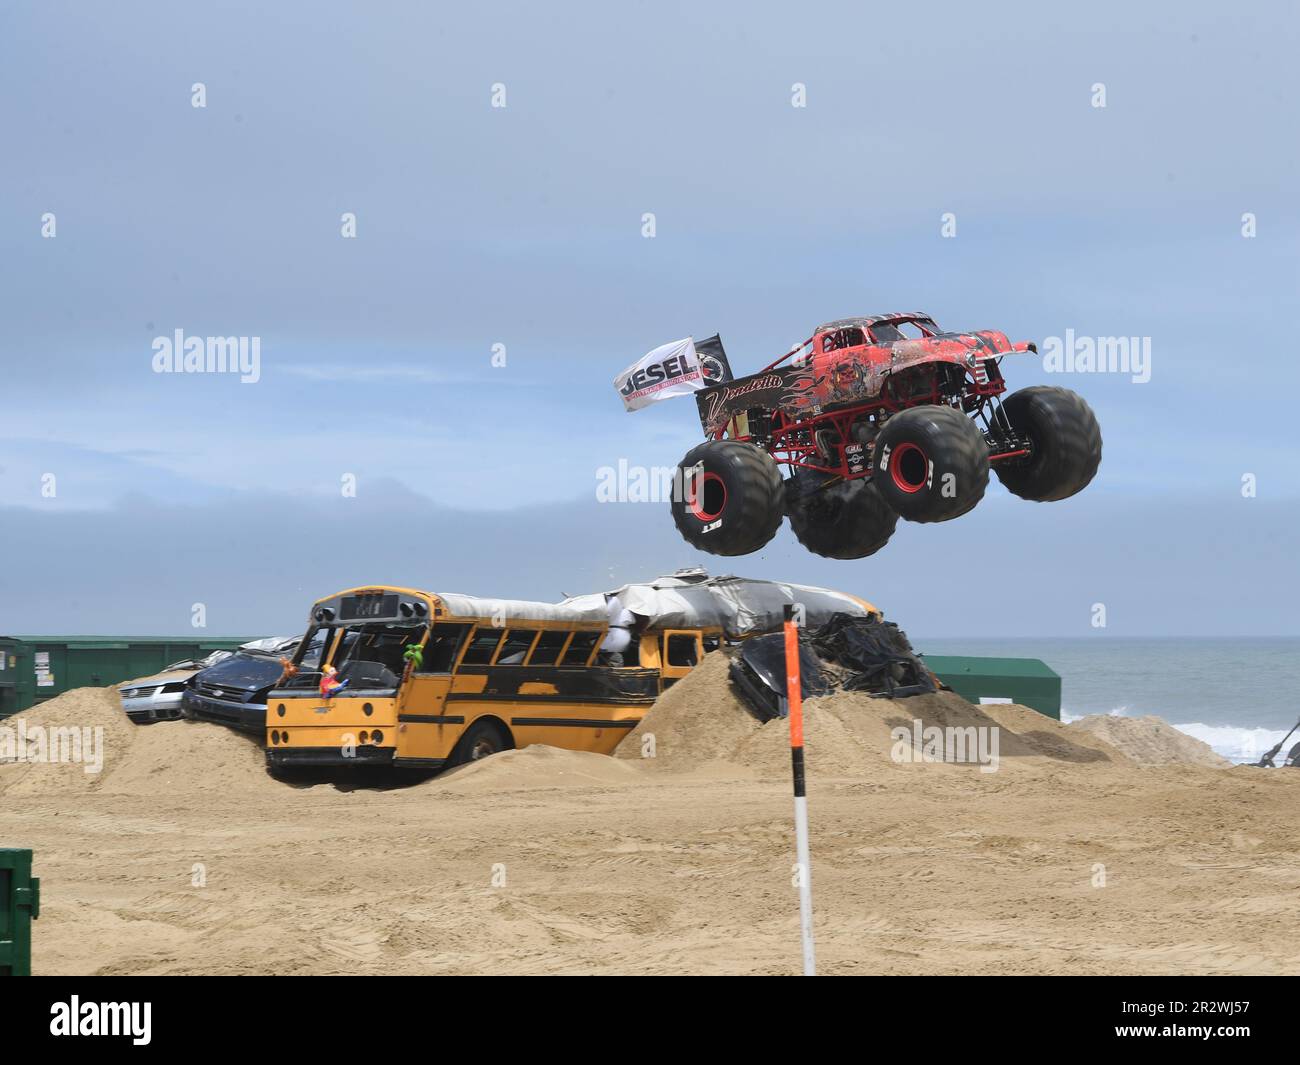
[{"xmin": 263, "ymin": 585, "xmax": 727, "ymax": 772}]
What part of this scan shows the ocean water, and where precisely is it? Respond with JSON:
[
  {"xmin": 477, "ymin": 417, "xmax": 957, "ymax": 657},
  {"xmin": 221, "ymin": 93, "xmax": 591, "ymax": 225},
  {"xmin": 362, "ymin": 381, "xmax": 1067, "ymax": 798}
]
[{"xmin": 916, "ymin": 637, "xmax": 1300, "ymax": 765}]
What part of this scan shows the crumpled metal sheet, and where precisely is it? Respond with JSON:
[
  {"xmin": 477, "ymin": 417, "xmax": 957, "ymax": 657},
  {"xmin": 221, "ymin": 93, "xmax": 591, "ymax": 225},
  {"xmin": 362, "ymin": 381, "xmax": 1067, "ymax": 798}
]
[
  {"xmin": 434, "ymin": 593, "xmax": 610, "ymax": 626},
  {"xmin": 559, "ymin": 571, "xmax": 875, "ymax": 640}
]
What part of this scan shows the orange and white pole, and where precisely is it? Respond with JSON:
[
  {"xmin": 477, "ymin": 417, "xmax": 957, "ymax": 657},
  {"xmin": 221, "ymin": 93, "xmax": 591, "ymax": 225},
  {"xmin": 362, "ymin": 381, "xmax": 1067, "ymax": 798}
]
[{"xmin": 783, "ymin": 604, "xmax": 816, "ymax": 975}]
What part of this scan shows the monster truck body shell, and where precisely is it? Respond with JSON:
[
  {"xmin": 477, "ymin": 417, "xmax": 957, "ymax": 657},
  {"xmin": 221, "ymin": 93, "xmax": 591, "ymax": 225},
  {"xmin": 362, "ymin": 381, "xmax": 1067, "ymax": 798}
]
[{"xmin": 693, "ymin": 312, "xmax": 1036, "ymax": 479}]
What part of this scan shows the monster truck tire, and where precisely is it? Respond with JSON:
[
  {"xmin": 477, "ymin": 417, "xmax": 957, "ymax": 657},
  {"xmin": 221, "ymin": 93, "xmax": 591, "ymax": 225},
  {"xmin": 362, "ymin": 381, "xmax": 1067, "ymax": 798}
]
[
  {"xmin": 995, "ymin": 386, "xmax": 1102, "ymax": 502},
  {"xmin": 785, "ymin": 470, "xmax": 898, "ymax": 559},
  {"xmin": 873, "ymin": 405, "xmax": 989, "ymax": 523},
  {"xmin": 671, "ymin": 440, "xmax": 784, "ymax": 556}
]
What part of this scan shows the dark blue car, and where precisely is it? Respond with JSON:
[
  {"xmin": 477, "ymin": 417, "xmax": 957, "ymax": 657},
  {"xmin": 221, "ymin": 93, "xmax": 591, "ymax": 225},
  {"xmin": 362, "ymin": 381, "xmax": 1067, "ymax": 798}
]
[{"xmin": 181, "ymin": 636, "xmax": 303, "ymax": 734}]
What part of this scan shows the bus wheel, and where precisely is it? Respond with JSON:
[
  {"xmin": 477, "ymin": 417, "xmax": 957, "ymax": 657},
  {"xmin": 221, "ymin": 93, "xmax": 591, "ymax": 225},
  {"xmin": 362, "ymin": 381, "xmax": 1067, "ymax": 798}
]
[{"xmin": 449, "ymin": 719, "xmax": 512, "ymax": 768}]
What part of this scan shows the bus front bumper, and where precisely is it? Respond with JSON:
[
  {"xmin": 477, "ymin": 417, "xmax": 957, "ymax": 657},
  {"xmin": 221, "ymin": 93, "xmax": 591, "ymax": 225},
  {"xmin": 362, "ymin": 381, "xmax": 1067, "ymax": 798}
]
[{"xmin": 265, "ymin": 745, "xmax": 396, "ymax": 768}]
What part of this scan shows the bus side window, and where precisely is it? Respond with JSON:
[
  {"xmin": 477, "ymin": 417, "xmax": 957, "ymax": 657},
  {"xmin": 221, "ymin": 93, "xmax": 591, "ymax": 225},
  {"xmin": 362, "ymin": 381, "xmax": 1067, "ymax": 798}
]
[
  {"xmin": 666, "ymin": 633, "xmax": 700, "ymax": 668},
  {"xmin": 419, "ymin": 624, "xmax": 471, "ymax": 673},
  {"xmin": 561, "ymin": 630, "xmax": 601, "ymax": 666},
  {"xmin": 495, "ymin": 629, "xmax": 537, "ymax": 665},
  {"xmin": 462, "ymin": 628, "xmax": 504, "ymax": 665},
  {"xmin": 529, "ymin": 630, "xmax": 569, "ymax": 666}
]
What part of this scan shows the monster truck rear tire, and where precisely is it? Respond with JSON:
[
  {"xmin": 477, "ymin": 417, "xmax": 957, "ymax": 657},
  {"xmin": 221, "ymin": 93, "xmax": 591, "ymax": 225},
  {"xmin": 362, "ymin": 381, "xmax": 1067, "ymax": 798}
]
[
  {"xmin": 785, "ymin": 470, "xmax": 898, "ymax": 559},
  {"xmin": 873, "ymin": 405, "xmax": 989, "ymax": 522},
  {"xmin": 995, "ymin": 386, "xmax": 1102, "ymax": 502},
  {"xmin": 671, "ymin": 440, "xmax": 784, "ymax": 556}
]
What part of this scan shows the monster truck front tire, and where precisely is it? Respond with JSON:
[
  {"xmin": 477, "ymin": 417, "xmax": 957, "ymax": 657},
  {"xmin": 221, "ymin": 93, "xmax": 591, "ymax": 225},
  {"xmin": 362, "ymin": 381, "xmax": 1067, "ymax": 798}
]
[
  {"xmin": 785, "ymin": 470, "xmax": 898, "ymax": 559},
  {"xmin": 995, "ymin": 386, "xmax": 1102, "ymax": 502},
  {"xmin": 873, "ymin": 405, "xmax": 989, "ymax": 522},
  {"xmin": 671, "ymin": 440, "xmax": 784, "ymax": 556}
]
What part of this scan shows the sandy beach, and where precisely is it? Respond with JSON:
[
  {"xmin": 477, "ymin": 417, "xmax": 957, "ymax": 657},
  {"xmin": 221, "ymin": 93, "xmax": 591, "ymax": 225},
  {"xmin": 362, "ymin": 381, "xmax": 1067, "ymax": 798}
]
[{"xmin": 3, "ymin": 656, "xmax": 1298, "ymax": 976}]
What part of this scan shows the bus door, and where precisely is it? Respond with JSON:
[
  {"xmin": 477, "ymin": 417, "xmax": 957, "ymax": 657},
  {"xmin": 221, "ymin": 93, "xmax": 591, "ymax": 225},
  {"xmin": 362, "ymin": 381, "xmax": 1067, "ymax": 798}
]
[{"xmin": 394, "ymin": 623, "xmax": 471, "ymax": 765}]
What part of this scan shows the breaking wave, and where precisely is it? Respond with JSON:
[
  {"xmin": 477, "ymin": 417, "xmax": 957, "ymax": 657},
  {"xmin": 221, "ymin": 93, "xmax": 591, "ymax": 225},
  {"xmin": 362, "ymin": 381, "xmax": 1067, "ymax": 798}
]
[{"xmin": 1063, "ymin": 706, "xmax": 1289, "ymax": 764}]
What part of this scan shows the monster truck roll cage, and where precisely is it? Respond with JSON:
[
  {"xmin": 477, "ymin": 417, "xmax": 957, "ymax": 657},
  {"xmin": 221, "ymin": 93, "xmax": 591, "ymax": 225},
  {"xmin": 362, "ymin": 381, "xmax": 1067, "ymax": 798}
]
[{"xmin": 713, "ymin": 338, "xmax": 1034, "ymax": 481}]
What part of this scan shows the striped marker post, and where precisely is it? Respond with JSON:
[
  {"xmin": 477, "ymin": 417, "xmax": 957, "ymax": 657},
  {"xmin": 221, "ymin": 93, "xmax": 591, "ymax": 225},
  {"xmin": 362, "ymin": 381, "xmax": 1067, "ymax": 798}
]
[{"xmin": 783, "ymin": 603, "xmax": 816, "ymax": 976}]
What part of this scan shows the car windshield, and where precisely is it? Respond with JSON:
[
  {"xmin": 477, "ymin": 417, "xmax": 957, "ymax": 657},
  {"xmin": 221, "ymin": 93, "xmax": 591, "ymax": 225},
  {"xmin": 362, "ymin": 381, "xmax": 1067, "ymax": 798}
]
[
  {"xmin": 871, "ymin": 318, "xmax": 940, "ymax": 342},
  {"xmin": 196, "ymin": 651, "xmax": 290, "ymax": 688}
]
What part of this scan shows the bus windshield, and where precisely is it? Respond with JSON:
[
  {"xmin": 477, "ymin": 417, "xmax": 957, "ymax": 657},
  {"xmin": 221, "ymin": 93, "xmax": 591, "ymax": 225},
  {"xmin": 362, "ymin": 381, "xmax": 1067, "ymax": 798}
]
[
  {"xmin": 282, "ymin": 624, "xmax": 423, "ymax": 691},
  {"xmin": 330, "ymin": 624, "xmax": 422, "ymax": 689}
]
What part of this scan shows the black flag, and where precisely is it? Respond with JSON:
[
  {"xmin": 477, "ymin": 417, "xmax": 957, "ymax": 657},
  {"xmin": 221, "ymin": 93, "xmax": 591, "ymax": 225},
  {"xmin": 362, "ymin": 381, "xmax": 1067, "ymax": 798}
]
[{"xmin": 694, "ymin": 334, "xmax": 733, "ymax": 385}]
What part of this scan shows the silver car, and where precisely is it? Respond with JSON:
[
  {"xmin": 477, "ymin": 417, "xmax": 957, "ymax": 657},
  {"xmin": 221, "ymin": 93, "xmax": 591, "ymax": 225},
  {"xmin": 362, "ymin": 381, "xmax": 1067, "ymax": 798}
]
[{"xmin": 118, "ymin": 651, "xmax": 232, "ymax": 724}]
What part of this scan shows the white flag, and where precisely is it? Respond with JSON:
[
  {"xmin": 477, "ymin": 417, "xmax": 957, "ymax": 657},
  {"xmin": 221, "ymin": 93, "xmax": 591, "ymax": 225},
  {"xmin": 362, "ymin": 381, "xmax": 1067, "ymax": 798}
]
[{"xmin": 615, "ymin": 337, "xmax": 704, "ymax": 412}]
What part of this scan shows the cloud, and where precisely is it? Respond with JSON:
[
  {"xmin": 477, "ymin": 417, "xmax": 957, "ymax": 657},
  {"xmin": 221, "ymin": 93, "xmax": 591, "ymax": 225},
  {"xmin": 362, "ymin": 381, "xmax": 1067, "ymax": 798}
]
[
  {"xmin": 0, "ymin": 485, "xmax": 1294, "ymax": 638},
  {"xmin": 3, "ymin": 1, "xmax": 1298, "ymax": 640}
]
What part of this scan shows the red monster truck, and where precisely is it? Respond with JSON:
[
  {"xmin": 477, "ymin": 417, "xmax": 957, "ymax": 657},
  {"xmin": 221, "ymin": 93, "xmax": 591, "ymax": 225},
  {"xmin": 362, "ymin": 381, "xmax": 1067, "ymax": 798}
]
[{"xmin": 671, "ymin": 312, "xmax": 1102, "ymax": 558}]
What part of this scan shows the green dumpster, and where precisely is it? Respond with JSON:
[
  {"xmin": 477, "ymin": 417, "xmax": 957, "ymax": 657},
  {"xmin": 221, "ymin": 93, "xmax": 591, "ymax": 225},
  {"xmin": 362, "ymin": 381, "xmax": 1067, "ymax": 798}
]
[
  {"xmin": 0, "ymin": 849, "xmax": 40, "ymax": 976},
  {"xmin": 923, "ymin": 655, "xmax": 1062, "ymax": 720},
  {"xmin": 0, "ymin": 638, "xmax": 19, "ymax": 720},
  {"xmin": 1, "ymin": 635, "xmax": 253, "ymax": 717}
]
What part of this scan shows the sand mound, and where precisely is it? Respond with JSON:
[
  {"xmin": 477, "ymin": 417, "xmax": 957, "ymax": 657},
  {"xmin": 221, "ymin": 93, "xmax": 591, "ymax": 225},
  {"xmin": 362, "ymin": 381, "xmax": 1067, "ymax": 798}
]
[
  {"xmin": 615, "ymin": 651, "xmax": 763, "ymax": 772},
  {"xmin": 0, "ymin": 686, "xmax": 276, "ymax": 797},
  {"xmin": 105, "ymin": 718, "xmax": 275, "ymax": 796},
  {"xmin": 0, "ymin": 672, "xmax": 1227, "ymax": 804},
  {"xmin": 437, "ymin": 745, "xmax": 644, "ymax": 791},
  {"xmin": 0, "ymin": 688, "xmax": 135, "ymax": 796},
  {"xmin": 8, "ymin": 674, "xmax": 1295, "ymax": 978},
  {"xmin": 1068, "ymin": 713, "xmax": 1231, "ymax": 768},
  {"xmin": 740, "ymin": 689, "xmax": 1127, "ymax": 776},
  {"xmin": 617, "ymin": 651, "xmax": 1131, "ymax": 777}
]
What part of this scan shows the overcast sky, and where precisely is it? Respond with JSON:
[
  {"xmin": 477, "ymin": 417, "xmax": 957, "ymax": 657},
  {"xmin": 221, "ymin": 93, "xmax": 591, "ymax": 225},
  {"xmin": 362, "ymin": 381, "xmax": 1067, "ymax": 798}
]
[{"xmin": 1, "ymin": 1, "xmax": 1297, "ymax": 637}]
